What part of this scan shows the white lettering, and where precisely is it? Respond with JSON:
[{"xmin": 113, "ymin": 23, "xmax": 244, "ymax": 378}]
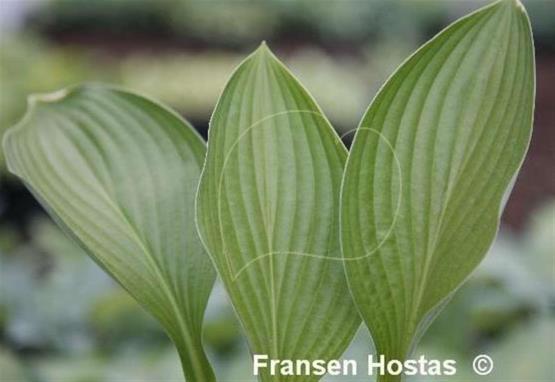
[
  {"xmin": 253, "ymin": 354, "xmax": 268, "ymax": 376},
  {"xmin": 368, "ymin": 354, "xmax": 386, "ymax": 375},
  {"xmin": 444, "ymin": 360, "xmax": 457, "ymax": 376}
]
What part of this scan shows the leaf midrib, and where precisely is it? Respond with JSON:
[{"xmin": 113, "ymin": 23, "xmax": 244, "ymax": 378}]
[
  {"xmin": 34, "ymin": 104, "xmax": 209, "ymax": 380},
  {"xmin": 413, "ymin": 4, "xmax": 515, "ymax": 328}
]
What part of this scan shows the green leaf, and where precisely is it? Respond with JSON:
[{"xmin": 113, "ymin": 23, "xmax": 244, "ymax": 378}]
[
  {"xmin": 340, "ymin": 0, "xmax": 535, "ymax": 378},
  {"xmin": 3, "ymin": 85, "xmax": 216, "ymax": 381},
  {"xmin": 196, "ymin": 43, "xmax": 360, "ymax": 381}
]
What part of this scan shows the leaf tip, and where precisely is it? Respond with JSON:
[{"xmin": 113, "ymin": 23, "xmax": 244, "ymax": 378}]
[
  {"xmin": 254, "ymin": 40, "xmax": 272, "ymax": 56},
  {"xmin": 512, "ymin": 0, "xmax": 526, "ymax": 11},
  {"xmin": 248, "ymin": 41, "xmax": 280, "ymax": 68},
  {"xmin": 498, "ymin": 0, "xmax": 528, "ymax": 14},
  {"xmin": 27, "ymin": 88, "xmax": 70, "ymax": 106}
]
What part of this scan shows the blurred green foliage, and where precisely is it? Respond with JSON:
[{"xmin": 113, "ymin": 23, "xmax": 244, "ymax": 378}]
[
  {"xmin": 26, "ymin": 0, "xmax": 555, "ymax": 49},
  {"xmin": 0, "ymin": 36, "xmax": 412, "ymax": 174},
  {"xmin": 1, "ymin": 0, "xmax": 554, "ymax": 380},
  {"xmin": 1, "ymin": 202, "xmax": 552, "ymax": 381},
  {"xmin": 0, "ymin": 37, "xmax": 114, "ymax": 171},
  {"xmin": 2, "ymin": 0, "xmax": 553, "ymax": 174}
]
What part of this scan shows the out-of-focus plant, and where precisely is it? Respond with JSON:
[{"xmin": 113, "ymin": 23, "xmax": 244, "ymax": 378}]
[
  {"xmin": 0, "ymin": 348, "xmax": 28, "ymax": 382},
  {"xmin": 31, "ymin": 0, "xmax": 553, "ymax": 51},
  {"xmin": 523, "ymin": 201, "xmax": 555, "ymax": 296},
  {"xmin": 0, "ymin": 37, "xmax": 114, "ymax": 172},
  {"xmin": 119, "ymin": 53, "xmax": 239, "ymax": 121},
  {"xmin": 88, "ymin": 290, "xmax": 167, "ymax": 352},
  {"xmin": 0, "ymin": 37, "xmax": 403, "ymax": 164},
  {"xmin": 2, "ymin": 1, "xmax": 538, "ymax": 381},
  {"xmin": 0, "ymin": 218, "xmax": 113, "ymax": 351}
]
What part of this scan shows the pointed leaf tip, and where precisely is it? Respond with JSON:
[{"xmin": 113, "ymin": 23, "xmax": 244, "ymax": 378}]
[
  {"xmin": 253, "ymin": 40, "xmax": 272, "ymax": 58},
  {"xmin": 197, "ymin": 39, "xmax": 359, "ymax": 382},
  {"xmin": 341, "ymin": 0, "xmax": 535, "ymax": 370},
  {"xmin": 512, "ymin": 0, "xmax": 526, "ymax": 10},
  {"xmin": 498, "ymin": 0, "xmax": 528, "ymax": 14}
]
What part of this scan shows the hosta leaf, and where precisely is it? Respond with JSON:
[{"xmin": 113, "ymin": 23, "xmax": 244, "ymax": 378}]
[
  {"xmin": 340, "ymin": 0, "xmax": 534, "ymax": 376},
  {"xmin": 3, "ymin": 85, "xmax": 216, "ymax": 381},
  {"xmin": 196, "ymin": 43, "xmax": 360, "ymax": 381}
]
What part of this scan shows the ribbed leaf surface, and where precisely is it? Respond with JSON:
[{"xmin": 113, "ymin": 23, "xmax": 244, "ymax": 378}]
[
  {"xmin": 340, "ymin": 0, "xmax": 535, "ymax": 376},
  {"xmin": 196, "ymin": 44, "xmax": 360, "ymax": 382},
  {"xmin": 3, "ymin": 85, "xmax": 216, "ymax": 381}
]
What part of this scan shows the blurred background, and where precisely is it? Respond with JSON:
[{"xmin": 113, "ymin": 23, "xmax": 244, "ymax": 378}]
[{"xmin": 0, "ymin": 0, "xmax": 553, "ymax": 381}]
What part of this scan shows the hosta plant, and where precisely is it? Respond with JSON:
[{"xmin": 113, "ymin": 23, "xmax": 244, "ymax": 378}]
[
  {"xmin": 3, "ymin": 0, "xmax": 534, "ymax": 381},
  {"xmin": 3, "ymin": 87, "xmax": 217, "ymax": 381},
  {"xmin": 340, "ymin": 0, "xmax": 535, "ymax": 380}
]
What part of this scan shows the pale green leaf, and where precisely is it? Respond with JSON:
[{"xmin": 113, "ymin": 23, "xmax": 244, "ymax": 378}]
[
  {"xmin": 196, "ymin": 43, "xmax": 360, "ymax": 382},
  {"xmin": 340, "ymin": 0, "xmax": 535, "ymax": 378},
  {"xmin": 3, "ymin": 85, "xmax": 216, "ymax": 381}
]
